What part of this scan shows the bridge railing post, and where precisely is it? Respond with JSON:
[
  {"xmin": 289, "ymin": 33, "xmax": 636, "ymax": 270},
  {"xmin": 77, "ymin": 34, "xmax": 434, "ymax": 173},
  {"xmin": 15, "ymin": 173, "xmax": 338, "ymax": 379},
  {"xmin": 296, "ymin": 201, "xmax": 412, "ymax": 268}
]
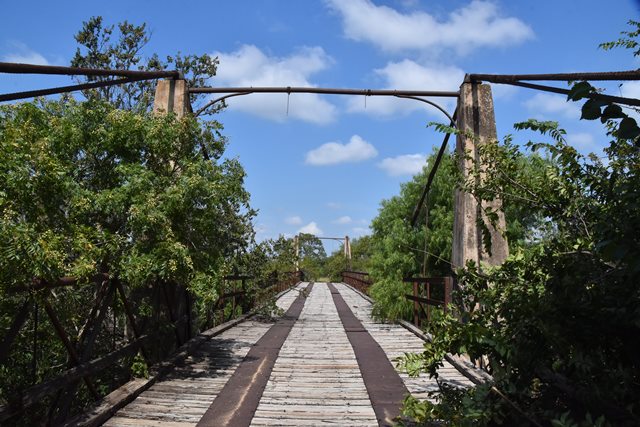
[{"xmin": 412, "ymin": 281, "xmax": 420, "ymax": 327}]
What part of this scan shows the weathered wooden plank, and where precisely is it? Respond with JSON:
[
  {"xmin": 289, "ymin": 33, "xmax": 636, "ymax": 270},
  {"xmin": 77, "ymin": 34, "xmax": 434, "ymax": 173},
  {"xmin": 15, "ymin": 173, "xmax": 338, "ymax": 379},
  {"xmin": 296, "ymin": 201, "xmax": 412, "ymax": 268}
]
[
  {"xmin": 250, "ymin": 284, "xmax": 377, "ymax": 426},
  {"xmin": 71, "ymin": 284, "xmax": 305, "ymax": 427},
  {"xmin": 333, "ymin": 282, "xmax": 475, "ymax": 399},
  {"xmin": 104, "ymin": 417, "xmax": 194, "ymax": 427}
]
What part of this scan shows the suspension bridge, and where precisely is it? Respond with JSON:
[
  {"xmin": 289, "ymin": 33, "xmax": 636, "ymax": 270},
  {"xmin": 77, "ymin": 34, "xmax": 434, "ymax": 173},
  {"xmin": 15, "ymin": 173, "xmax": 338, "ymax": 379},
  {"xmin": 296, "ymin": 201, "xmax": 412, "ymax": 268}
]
[{"xmin": 1, "ymin": 62, "xmax": 638, "ymax": 426}]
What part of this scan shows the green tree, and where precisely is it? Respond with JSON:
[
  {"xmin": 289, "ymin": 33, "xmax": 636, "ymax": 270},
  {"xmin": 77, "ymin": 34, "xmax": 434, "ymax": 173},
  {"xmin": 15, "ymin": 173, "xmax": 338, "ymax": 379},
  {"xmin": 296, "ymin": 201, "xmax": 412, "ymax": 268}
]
[
  {"xmin": 298, "ymin": 233, "xmax": 327, "ymax": 280},
  {"xmin": 367, "ymin": 150, "xmax": 456, "ymax": 320},
  {"xmin": 367, "ymin": 144, "xmax": 548, "ymax": 322},
  {"xmin": 0, "ymin": 99, "xmax": 255, "ymax": 417},
  {"xmin": 71, "ymin": 16, "xmax": 220, "ymax": 115},
  {"xmin": 235, "ymin": 235, "xmax": 297, "ymax": 284},
  {"xmin": 0, "ymin": 17, "xmax": 258, "ymax": 422}
]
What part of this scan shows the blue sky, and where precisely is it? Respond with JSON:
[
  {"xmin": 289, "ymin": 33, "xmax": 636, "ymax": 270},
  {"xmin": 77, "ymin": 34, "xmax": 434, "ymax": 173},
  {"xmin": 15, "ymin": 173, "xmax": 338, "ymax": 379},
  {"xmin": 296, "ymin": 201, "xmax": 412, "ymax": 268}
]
[{"xmin": 1, "ymin": 0, "xmax": 639, "ymax": 254}]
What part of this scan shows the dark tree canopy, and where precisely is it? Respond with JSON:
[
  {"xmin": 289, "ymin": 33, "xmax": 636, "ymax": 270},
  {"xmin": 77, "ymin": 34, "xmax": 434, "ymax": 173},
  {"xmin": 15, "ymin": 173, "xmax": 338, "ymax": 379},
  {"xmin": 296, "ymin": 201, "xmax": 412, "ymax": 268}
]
[{"xmin": 71, "ymin": 16, "xmax": 221, "ymax": 115}]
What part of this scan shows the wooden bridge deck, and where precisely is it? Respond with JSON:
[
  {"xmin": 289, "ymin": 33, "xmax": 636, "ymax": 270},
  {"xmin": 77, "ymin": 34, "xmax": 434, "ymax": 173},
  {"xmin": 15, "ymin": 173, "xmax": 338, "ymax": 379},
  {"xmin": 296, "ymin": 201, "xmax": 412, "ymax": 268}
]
[{"xmin": 99, "ymin": 283, "xmax": 473, "ymax": 427}]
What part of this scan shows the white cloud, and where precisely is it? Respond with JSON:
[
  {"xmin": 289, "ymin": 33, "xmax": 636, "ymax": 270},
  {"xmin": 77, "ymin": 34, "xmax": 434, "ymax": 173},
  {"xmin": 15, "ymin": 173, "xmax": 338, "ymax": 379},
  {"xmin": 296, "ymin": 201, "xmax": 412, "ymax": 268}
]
[
  {"xmin": 327, "ymin": 202, "xmax": 341, "ymax": 209},
  {"xmin": 298, "ymin": 222, "xmax": 323, "ymax": 235},
  {"xmin": 347, "ymin": 60, "xmax": 463, "ymax": 117},
  {"xmin": 213, "ymin": 45, "xmax": 337, "ymax": 124},
  {"xmin": 305, "ymin": 135, "xmax": 378, "ymax": 165},
  {"xmin": 378, "ymin": 153, "xmax": 426, "ymax": 176},
  {"xmin": 333, "ymin": 216, "xmax": 352, "ymax": 224},
  {"xmin": 2, "ymin": 42, "xmax": 49, "ymax": 65},
  {"xmin": 326, "ymin": 0, "xmax": 533, "ymax": 55},
  {"xmin": 524, "ymin": 93, "xmax": 580, "ymax": 119},
  {"xmin": 285, "ymin": 215, "xmax": 303, "ymax": 225}
]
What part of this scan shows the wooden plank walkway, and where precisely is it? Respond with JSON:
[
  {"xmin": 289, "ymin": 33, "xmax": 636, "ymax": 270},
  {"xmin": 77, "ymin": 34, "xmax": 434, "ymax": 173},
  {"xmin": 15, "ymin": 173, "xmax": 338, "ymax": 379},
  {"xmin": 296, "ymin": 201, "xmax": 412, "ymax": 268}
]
[
  {"xmin": 333, "ymin": 283, "xmax": 473, "ymax": 401},
  {"xmin": 252, "ymin": 283, "xmax": 377, "ymax": 426},
  {"xmin": 103, "ymin": 285, "xmax": 305, "ymax": 427},
  {"xmin": 100, "ymin": 283, "xmax": 474, "ymax": 426}
]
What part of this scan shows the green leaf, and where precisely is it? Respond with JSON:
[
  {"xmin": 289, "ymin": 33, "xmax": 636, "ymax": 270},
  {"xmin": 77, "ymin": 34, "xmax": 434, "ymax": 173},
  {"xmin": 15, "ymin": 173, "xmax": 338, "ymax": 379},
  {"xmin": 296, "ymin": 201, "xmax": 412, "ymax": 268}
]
[
  {"xmin": 580, "ymin": 99, "xmax": 604, "ymax": 120},
  {"xmin": 600, "ymin": 103, "xmax": 625, "ymax": 121},
  {"xmin": 568, "ymin": 81, "xmax": 594, "ymax": 101},
  {"xmin": 618, "ymin": 116, "xmax": 640, "ymax": 139}
]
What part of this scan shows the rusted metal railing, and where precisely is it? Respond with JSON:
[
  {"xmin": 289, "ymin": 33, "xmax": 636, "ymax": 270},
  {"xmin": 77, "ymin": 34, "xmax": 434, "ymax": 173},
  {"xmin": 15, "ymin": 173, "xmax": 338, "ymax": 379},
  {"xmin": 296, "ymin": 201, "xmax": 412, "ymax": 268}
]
[
  {"xmin": 342, "ymin": 270, "xmax": 373, "ymax": 294},
  {"xmin": 205, "ymin": 271, "xmax": 302, "ymax": 328},
  {"xmin": 403, "ymin": 277, "xmax": 454, "ymax": 328},
  {"xmin": 0, "ymin": 275, "xmax": 195, "ymax": 424},
  {"xmin": 0, "ymin": 269, "xmax": 303, "ymax": 425}
]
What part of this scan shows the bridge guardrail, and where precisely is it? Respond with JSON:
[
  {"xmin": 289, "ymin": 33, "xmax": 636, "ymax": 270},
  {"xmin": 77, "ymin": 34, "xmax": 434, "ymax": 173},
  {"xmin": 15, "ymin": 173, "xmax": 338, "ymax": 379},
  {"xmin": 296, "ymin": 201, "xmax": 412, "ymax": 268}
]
[
  {"xmin": 342, "ymin": 270, "xmax": 372, "ymax": 294},
  {"xmin": 403, "ymin": 276, "xmax": 453, "ymax": 328},
  {"xmin": 0, "ymin": 270, "xmax": 303, "ymax": 425}
]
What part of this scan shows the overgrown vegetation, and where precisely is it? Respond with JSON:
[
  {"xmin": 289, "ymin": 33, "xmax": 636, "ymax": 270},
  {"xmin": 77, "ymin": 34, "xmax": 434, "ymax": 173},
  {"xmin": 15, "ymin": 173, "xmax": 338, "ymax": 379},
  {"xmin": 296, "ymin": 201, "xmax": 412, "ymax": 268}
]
[
  {"xmin": 0, "ymin": 98, "xmax": 253, "ymax": 301},
  {"xmin": 0, "ymin": 17, "xmax": 261, "ymax": 423},
  {"xmin": 0, "ymin": 97, "xmax": 254, "ymax": 419},
  {"xmin": 366, "ymin": 146, "xmax": 547, "ymax": 322},
  {"xmin": 397, "ymin": 21, "xmax": 640, "ymax": 426},
  {"xmin": 367, "ymin": 151, "xmax": 456, "ymax": 320}
]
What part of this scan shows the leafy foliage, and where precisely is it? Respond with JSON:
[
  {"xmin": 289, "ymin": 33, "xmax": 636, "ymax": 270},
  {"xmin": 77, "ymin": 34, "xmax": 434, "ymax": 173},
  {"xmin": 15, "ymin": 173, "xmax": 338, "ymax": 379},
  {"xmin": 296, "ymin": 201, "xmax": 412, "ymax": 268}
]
[
  {"xmin": 398, "ymin": 22, "xmax": 640, "ymax": 426},
  {"xmin": 367, "ymin": 150, "xmax": 457, "ymax": 321},
  {"xmin": 366, "ymin": 146, "xmax": 546, "ymax": 321},
  {"xmin": 234, "ymin": 235, "xmax": 298, "ymax": 285},
  {"xmin": 0, "ymin": 18, "xmax": 266, "ymax": 422},
  {"xmin": 0, "ymin": 99, "xmax": 253, "ymax": 295},
  {"xmin": 297, "ymin": 233, "xmax": 327, "ymax": 280},
  {"xmin": 71, "ymin": 16, "xmax": 221, "ymax": 115},
  {"xmin": 0, "ymin": 99, "xmax": 255, "ymax": 417}
]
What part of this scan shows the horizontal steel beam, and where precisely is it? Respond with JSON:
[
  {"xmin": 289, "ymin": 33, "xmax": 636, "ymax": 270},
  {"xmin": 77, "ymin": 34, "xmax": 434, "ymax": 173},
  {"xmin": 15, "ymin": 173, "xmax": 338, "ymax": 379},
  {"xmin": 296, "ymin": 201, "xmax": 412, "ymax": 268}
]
[
  {"xmin": 0, "ymin": 62, "xmax": 180, "ymax": 79},
  {"xmin": 469, "ymin": 70, "xmax": 640, "ymax": 82},
  {"xmin": 189, "ymin": 86, "xmax": 460, "ymax": 97}
]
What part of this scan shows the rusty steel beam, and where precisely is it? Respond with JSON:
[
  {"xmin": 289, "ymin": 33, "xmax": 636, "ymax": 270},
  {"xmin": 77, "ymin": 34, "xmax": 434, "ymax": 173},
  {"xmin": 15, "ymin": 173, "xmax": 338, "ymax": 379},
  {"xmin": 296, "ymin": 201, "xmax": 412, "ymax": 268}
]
[
  {"xmin": 469, "ymin": 70, "xmax": 640, "ymax": 82},
  {"xmin": 42, "ymin": 298, "xmax": 100, "ymax": 400},
  {"xmin": 468, "ymin": 71, "xmax": 640, "ymax": 107},
  {"xmin": 0, "ymin": 76, "xmax": 153, "ymax": 103},
  {"xmin": 411, "ymin": 108, "xmax": 458, "ymax": 227},
  {"xmin": 9, "ymin": 274, "xmax": 110, "ymax": 294},
  {"xmin": 114, "ymin": 279, "xmax": 149, "ymax": 363},
  {"xmin": 0, "ymin": 62, "xmax": 180, "ymax": 79},
  {"xmin": 0, "ymin": 299, "xmax": 31, "ymax": 364},
  {"xmin": 189, "ymin": 86, "xmax": 459, "ymax": 97}
]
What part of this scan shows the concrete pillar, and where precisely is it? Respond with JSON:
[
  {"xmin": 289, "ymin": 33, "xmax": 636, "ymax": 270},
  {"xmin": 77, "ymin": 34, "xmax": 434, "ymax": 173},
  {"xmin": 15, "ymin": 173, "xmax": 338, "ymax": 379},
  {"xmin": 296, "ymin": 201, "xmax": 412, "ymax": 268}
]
[
  {"xmin": 153, "ymin": 79, "xmax": 192, "ymax": 118},
  {"xmin": 452, "ymin": 79, "xmax": 508, "ymax": 270},
  {"xmin": 344, "ymin": 236, "xmax": 351, "ymax": 270}
]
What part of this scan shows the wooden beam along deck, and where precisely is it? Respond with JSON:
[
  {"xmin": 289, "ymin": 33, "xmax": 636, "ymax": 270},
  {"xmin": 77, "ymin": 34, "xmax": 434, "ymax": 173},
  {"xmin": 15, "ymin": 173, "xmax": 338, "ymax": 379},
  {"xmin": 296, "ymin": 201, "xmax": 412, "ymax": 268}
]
[{"xmin": 91, "ymin": 283, "xmax": 474, "ymax": 427}]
